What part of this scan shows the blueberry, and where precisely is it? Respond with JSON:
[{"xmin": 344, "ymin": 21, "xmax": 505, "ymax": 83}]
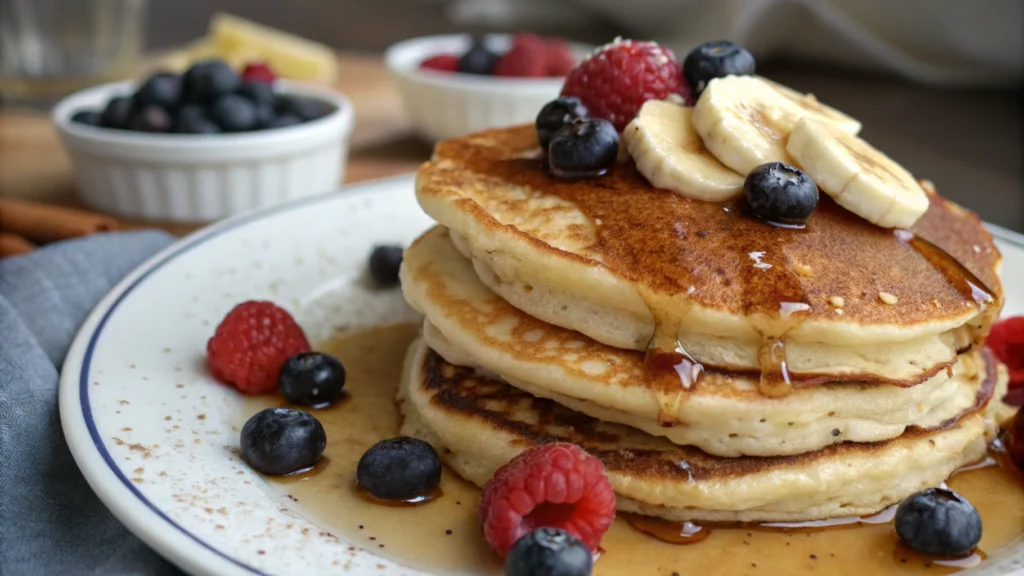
[
  {"xmin": 536, "ymin": 97, "xmax": 589, "ymax": 150},
  {"xmin": 100, "ymin": 96, "xmax": 135, "ymax": 129},
  {"xmin": 743, "ymin": 162, "xmax": 818, "ymax": 226},
  {"xmin": 278, "ymin": 352, "xmax": 346, "ymax": 407},
  {"xmin": 547, "ymin": 118, "xmax": 619, "ymax": 180},
  {"xmin": 128, "ymin": 105, "xmax": 172, "ymax": 133},
  {"xmin": 182, "ymin": 60, "xmax": 241, "ymax": 104},
  {"xmin": 209, "ymin": 94, "xmax": 258, "ymax": 132},
  {"xmin": 506, "ymin": 528, "xmax": 593, "ymax": 576},
  {"xmin": 71, "ymin": 110, "xmax": 102, "ymax": 126},
  {"xmin": 276, "ymin": 95, "xmax": 333, "ymax": 122},
  {"xmin": 356, "ymin": 436, "xmax": 441, "ymax": 501},
  {"xmin": 368, "ymin": 245, "xmax": 403, "ymax": 286},
  {"xmin": 264, "ymin": 114, "xmax": 303, "ymax": 130},
  {"xmin": 134, "ymin": 72, "xmax": 182, "ymax": 109},
  {"xmin": 240, "ymin": 408, "xmax": 326, "ymax": 475},
  {"xmin": 173, "ymin": 105, "xmax": 221, "ymax": 134},
  {"xmin": 895, "ymin": 488, "xmax": 982, "ymax": 556},
  {"xmin": 458, "ymin": 40, "xmax": 499, "ymax": 75},
  {"xmin": 237, "ymin": 80, "xmax": 276, "ymax": 108},
  {"xmin": 683, "ymin": 40, "xmax": 756, "ymax": 96}
]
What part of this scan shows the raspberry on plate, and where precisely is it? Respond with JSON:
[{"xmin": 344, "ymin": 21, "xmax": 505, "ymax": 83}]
[
  {"xmin": 419, "ymin": 54, "xmax": 460, "ymax": 72},
  {"xmin": 988, "ymin": 315, "xmax": 1024, "ymax": 389},
  {"xmin": 494, "ymin": 34, "xmax": 548, "ymax": 78},
  {"xmin": 561, "ymin": 39, "xmax": 691, "ymax": 131},
  {"xmin": 207, "ymin": 300, "xmax": 311, "ymax": 394},
  {"xmin": 479, "ymin": 443, "xmax": 615, "ymax": 558}
]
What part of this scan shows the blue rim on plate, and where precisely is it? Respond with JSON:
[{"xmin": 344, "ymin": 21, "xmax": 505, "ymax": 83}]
[{"xmin": 66, "ymin": 175, "xmax": 1024, "ymax": 575}]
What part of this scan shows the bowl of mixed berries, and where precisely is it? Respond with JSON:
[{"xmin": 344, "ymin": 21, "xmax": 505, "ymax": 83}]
[
  {"xmin": 52, "ymin": 59, "xmax": 354, "ymax": 223},
  {"xmin": 385, "ymin": 33, "xmax": 589, "ymax": 141}
]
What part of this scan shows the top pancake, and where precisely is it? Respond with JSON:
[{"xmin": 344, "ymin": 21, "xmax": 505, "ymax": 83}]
[{"xmin": 416, "ymin": 125, "xmax": 1003, "ymax": 349}]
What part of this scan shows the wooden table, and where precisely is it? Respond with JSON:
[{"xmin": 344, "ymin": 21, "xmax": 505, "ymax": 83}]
[{"xmin": 0, "ymin": 53, "xmax": 433, "ymax": 236}]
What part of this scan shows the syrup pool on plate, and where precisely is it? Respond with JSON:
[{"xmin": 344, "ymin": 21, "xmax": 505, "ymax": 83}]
[{"xmin": 240, "ymin": 323, "xmax": 1024, "ymax": 575}]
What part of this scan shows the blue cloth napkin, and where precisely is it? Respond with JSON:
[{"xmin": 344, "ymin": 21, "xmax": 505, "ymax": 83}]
[{"xmin": 0, "ymin": 231, "xmax": 184, "ymax": 576}]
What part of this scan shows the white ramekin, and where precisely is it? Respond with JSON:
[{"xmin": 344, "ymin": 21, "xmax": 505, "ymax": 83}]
[
  {"xmin": 385, "ymin": 34, "xmax": 589, "ymax": 142},
  {"xmin": 52, "ymin": 80, "xmax": 354, "ymax": 223}
]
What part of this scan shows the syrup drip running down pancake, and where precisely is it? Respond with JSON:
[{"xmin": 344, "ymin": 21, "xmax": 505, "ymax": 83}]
[{"xmin": 401, "ymin": 226, "xmax": 994, "ymax": 457}]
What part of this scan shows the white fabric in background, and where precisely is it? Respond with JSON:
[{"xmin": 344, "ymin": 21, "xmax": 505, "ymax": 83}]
[{"xmin": 446, "ymin": 0, "xmax": 1023, "ymax": 87}]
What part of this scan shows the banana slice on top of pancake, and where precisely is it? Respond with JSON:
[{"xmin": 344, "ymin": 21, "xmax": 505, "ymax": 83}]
[
  {"xmin": 787, "ymin": 117, "xmax": 928, "ymax": 228},
  {"xmin": 624, "ymin": 100, "xmax": 745, "ymax": 201},
  {"xmin": 691, "ymin": 75, "xmax": 862, "ymax": 175}
]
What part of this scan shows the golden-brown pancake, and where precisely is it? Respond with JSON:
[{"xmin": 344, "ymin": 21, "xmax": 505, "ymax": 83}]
[
  {"xmin": 415, "ymin": 125, "xmax": 1003, "ymax": 357},
  {"xmin": 399, "ymin": 338, "xmax": 1003, "ymax": 523},
  {"xmin": 401, "ymin": 225, "xmax": 989, "ymax": 457}
]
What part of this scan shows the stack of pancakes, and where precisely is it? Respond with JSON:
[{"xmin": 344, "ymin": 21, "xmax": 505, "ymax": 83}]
[{"xmin": 397, "ymin": 125, "xmax": 1007, "ymax": 523}]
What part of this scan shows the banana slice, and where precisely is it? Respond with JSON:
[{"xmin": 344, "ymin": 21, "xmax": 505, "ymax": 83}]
[
  {"xmin": 760, "ymin": 77, "xmax": 862, "ymax": 135},
  {"xmin": 691, "ymin": 76, "xmax": 863, "ymax": 175},
  {"xmin": 787, "ymin": 118, "xmax": 928, "ymax": 228},
  {"xmin": 624, "ymin": 100, "xmax": 744, "ymax": 201}
]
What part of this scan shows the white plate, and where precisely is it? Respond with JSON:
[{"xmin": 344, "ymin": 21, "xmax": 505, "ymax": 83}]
[{"xmin": 60, "ymin": 174, "xmax": 1024, "ymax": 575}]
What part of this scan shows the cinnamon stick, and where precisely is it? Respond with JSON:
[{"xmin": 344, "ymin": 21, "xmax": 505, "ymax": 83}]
[
  {"xmin": 0, "ymin": 232, "xmax": 36, "ymax": 258},
  {"xmin": 0, "ymin": 199, "xmax": 118, "ymax": 243}
]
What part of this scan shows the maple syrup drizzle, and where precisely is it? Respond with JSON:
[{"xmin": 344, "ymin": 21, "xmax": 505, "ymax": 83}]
[
  {"xmin": 354, "ymin": 484, "xmax": 443, "ymax": 507},
  {"xmin": 624, "ymin": 504, "xmax": 898, "ymax": 547},
  {"xmin": 893, "ymin": 541, "xmax": 987, "ymax": 570},
  {"xmin": 270, "ymin": 456, "xmax": 332, "ymax": 484},
  {"xmin": 895, "ymin": 230, "xmax": 996, "ymax": 312},
  {"xmin": 644, "ymin": 336, "xmax": 704, "ymax": 426}
]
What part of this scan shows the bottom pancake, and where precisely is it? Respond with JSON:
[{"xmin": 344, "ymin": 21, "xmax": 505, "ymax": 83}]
[{"xmin": 399, "ymin": 338, "xmax": 1004, "ymax": 523}]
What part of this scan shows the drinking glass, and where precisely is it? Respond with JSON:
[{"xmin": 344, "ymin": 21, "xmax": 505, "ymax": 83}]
[{"xmin": 0, "ymin": 0, "xmax": 147, "ymax": 107}]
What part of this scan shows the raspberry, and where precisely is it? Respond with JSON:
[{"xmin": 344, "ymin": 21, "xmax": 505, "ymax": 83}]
[
  {"xmin": 241, "ymin": 61, "xmax": 276, "ymax": 83},
  {"xmin": 561, "ymin": 39, "xmax": 691, "ymax": 131},
  {"xmin": 207, "ymin": 301, "xmax": 310, "ymax": 394},
  {"xmin": 494, "ymin": 34, "xmax": 548, "ymax": 78},
  {"xmin": 545, "ymin": 39, "xmax": 576, "ymax": 77},
  {"xmin": 987, "ymin": 316, "xmax": 1024, "ymax": 390},
  {"xmin": 479, "ymin": 443, "xmax": 615, "ymax": 558},
  {"xmin": 419, "ymin": 54, "xmax": 460, "ymax": 72}
]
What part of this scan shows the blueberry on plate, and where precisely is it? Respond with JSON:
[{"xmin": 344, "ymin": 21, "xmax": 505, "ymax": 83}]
[
  {"xmin": 173, "ymin": 105, "xmax": 221, "ymax": 134},
  {"xmin": 100, "ymin": 96, "xmax": 135, "ymax": 130},
  {"xmin": 506, "ymin": 528, "xmax": 593, "ymax": 576},
  {"xmin": 683, "ymin": 40, "xmax": 756, "ymax": 96},
  {"xmin": 536, "ymin": 97, "xmax": 589, "ymax": 150},
  {"xmin": 278, "ymin": 352, "xmax": 346, "ymax": 407},
  {"xmin": 134, "ymin": 72, "xmax": 182, "ymax": 109},
  {"xmin": 547, "ymin": 118, "xmax": 619, "ymax": 180},
  {"xmin": 237, "ymin": 79, "xmax": 276, "ymax": 108},
  {"xmin": 240, "ymin": 408, "xmax": 326, "ymax": 475},
  {"xmin": 356, "ymin": 436, "xmax": 441, "ymax": 501},
  {"xmin": 895, "ymin": 488, "xmax": 982, "ymax": 557},
  {"xmin": 743, "ymin": 162, "xmax": 818, "ymax": 226},
  {"xmin": 128, "ymin": 105, "xmax": 173, "ymax": 133},
  {"xmin": 181, "ymin": 60, "xmax": 241, "ymax": 104},
  {"xmin": 368, "ymin": 245, "xmax": 403, "ymax": 286},
  {"xmin": 209, "ymin": 93, "xmax": 258, "ymax": 132},
  {"xmin": 277, "ymin": 95, "xmax": 332, "ymax": 122},
  {"xmin": 264, "ymin": 114, "xmax": 303, "ymax": 130},
  {"xmin": 71, "ymin": 110, "xmax": 102, "ymax": 126},
  {"xmin": 458, "ymin": 40, "xmax": 500, "ymax": 75}
]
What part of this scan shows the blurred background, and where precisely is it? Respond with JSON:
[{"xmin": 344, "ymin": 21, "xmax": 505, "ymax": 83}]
[{"xmin": 0, "ymin": 0, "xmax": 1021, "ymax": 257}]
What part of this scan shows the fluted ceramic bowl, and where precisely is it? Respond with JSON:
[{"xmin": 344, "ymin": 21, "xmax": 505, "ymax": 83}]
[
  {"xmin": 385, "ymin": 34, "xmax": 590, "ymax": 142},
  {"xmin": 52, "ymin": 80, "xmax": 354, "ymax": 223}
]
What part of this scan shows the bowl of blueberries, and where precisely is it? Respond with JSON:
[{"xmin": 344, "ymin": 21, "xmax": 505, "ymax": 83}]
[
  {"xmin": 385, "ymin": 33, "xmax": 590, "ymax": 142},
  {"xmin": 52, "ymin": 59, "xmax": 354, "ymax": 222}
]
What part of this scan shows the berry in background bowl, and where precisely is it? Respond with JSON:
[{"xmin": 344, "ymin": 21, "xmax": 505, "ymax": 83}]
[
  {"xmin": 52, "ymin": 60, "xmax": 354, "ymax": 223},
  {"xmin": 384, "ymin": 33, "xmax": 592, "ymax": 141}
]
